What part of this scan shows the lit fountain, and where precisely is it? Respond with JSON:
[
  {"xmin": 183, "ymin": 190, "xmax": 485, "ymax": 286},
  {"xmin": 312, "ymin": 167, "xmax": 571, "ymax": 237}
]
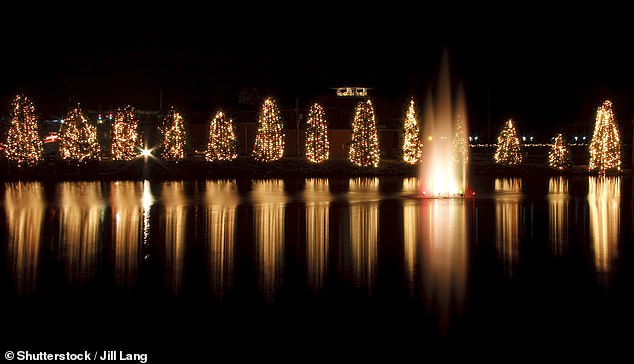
[{"xmin": 419, "ymin": 51, "xmax": 470, "ymax": 198}]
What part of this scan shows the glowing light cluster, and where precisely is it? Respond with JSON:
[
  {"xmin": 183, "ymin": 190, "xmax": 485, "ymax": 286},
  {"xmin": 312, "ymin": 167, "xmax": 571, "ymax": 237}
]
[
  {"xmin": 4, "ymin": 94, "xmax": 43, "ymax": 167},
  {"xmin": 59, "ymin": 105, "xmax": 100, "ymax": 162},
  {"xmin": 305, "ymin": 102, "xmax": 330, "ymax": 163},
  {"xmin": 548, "ymin": 133, "xmax": 570, "ymax": 169},
  {"xmin": 111, "ymin": 105, "xmax": 141, "ymax": 161},
  {"xmin": 452, "ymin": 114, "xmax": 469, "ymax": 164},
  {"xmin": 588, "ymin": 100, "xmax": 621, "ymax": 173},
  {"xmin": 161, "ymin": 107, "xmax": 187, "ymax": 161},
  {"xmin": 253, "ymin": 97, "xmax": 285, "ymax": 162},
  {"xmin": 494, "ymin": 119, "xmax": 522, "ymax": 165},
  {"xmin": 206, "ymin": 110, "xmax": 237, "ymax": 161},
  {"xmin": 401, "ymin": 98, "xmax": 422, "ymax": 164},
  {"xmin": 349, "ymin": 100, "xmax": 380, "ymax": 167}
]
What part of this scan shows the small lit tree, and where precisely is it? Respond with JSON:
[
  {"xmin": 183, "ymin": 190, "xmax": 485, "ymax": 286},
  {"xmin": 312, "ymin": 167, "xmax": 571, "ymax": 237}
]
[
  {"xmin": 206, "ymin": 110, "xmax": 237, "ymax": 161},
  {"xmin": 59, "ymin": 104, "xmax": 100, "ymax": 162},
  {"xmin": 253, "ymin": 97, "xmax": 285, "ymax": 162},
  {"xmin": 401, "ymin": 98, "xmax": 422, "ymax": 164},
  {"xmin": 4, "ymin": 94, "xmax": 43, "ymax": 167},
  {"xmin": 494, "ymin": 119, "xmax": 522, "ymax": 165},
  {"xmin": 452, "ymin": 114, "xmax": 469, "ymax": 164},
  {"xmin": 111, "ymin": 105, "xmax": 141, "ymax": 161},
  {"xmin": 161, "ymin": 107, "xmax": 187, "ymax": 161},
  {"xmin": 589, "ymin": 100, "xmax": 621, "ymax": 173},
  {"xmin": 349, "ymin": 100, "xmax": 380, "ymax": 167},
  {"xmin": 548, "ymin": 133, "xmax": 570, "ymax": 169},
  {"xmin": 305, "ymin": 102, "xmax": 330, "ymax": 163}
]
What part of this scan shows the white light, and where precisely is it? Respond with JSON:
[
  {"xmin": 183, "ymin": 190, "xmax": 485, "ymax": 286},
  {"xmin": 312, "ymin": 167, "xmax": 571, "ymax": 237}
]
[
  {"xmin": 141, "ymin": 148, "xmax": 152, "ymax": 157},
  {"xmin": 474, "ymin": 136, "xmax": 478, "ymax": 140},
  {"xmin": 522, "ymin": 136, "xmax": 526, "ymax": 141}
]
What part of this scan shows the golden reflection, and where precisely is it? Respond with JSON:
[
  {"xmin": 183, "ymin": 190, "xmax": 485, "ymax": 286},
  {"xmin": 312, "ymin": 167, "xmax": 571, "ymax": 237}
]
[
  {"xmin": 252, "ymin": 180, "xmax": 286, "ymax": 302},
  {"xmin": 588, "ymin": 176, "xmax": 620, "ymax": 275},
  {"xmin": 348, "ymin": 177, "xmax": 379, "ymax": 202},
  {"xmin": 548, "ymin": 177, "xmax": 569, "ymax": 255},
  {"xmin": 403, "ymin": 200, "xmax": 419, "ymax": 295},
  {"xmin": 161, "ymin": 181, "xmax": 187, "ymax": 295},
  {"xmin": 58, "ymin": 182, "xmax": 104, "ymax": 284},
  {"xmin": 494, "ymin": 178, "xmax": 522, "ymax": 276},
  {"xmin": 4, "ymin": 182, "xmax": 44, "ymax": 295},
  {"xmin": 304, "ymin": 178, "xmax": 330, "ymax": 292},
  {"xmin": 402, "ymin": 177, "xmax": 419, "ymax": 195},
  {"xmin": 110, "ymin": 181, "xmax": 150, "ymax": 289},
  {"xmin": 205, "ymin": 180, "xmax": 239, "ymax": 298}
]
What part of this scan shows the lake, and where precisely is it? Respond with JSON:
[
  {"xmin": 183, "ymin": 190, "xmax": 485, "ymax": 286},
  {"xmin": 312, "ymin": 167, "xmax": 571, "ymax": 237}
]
[{"xmin": 1, "ymin": 175, "xmax": 633, "ymax": 361}]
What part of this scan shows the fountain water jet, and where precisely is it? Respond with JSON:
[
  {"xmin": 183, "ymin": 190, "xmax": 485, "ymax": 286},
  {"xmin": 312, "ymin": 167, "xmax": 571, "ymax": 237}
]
[{"xmin": 419, "ymin": 51, "xmax": 470, "ymax": 198}]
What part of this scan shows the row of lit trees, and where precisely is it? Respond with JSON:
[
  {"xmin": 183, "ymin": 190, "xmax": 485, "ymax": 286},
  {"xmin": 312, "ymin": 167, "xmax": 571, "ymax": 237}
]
[
  {"xmin": 494, "ymin": 100, "xmax": 621, "ymax": 173},
  {"xmin": 2, "ymin": 95, "xmax": 623, "ymax": 173}
]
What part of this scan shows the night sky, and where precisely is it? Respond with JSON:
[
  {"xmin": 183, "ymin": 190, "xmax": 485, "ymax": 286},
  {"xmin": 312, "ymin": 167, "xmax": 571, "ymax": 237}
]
[{"xmin": 1, "ymin": 1, "xmax": 633, "ymax": 140}]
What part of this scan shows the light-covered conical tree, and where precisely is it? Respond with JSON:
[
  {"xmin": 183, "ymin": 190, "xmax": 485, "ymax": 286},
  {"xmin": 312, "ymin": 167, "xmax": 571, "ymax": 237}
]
[
  {"xmin": 589, "ymin": 100, "xmax": 621, "ymax": 173},
  {"xmin": 494, "ymin": 119, "xmax": 522, "ymax": 165},
  {"xmin": 4, "ymin": 94, "xmax": 43, "ymax": 167},
  {"xmin": 349, "ymin": 100, "xmax": 380, "ymax": 167},
  {"xmin": 305, "ymin": 102, "xmax": 330, "ymax": 163},
  {"xmin": 206, "ymin": 110, "xmax": 237, "ymax": 161},
  {"xmin": 253, "ymin": 97, "xmax": 285, "ymax": 162},
  {"xmin": 161, "ymin": 107, "xmax": 187, "ymax": 161},
  {"xmin": 452, "ymin": 114, "xmax": 469, "ymax": 164},
  {"xmin": 111, "ymin": 105, "xmax": 141, "ymax": 161},
  {"xmin": 59, "ymin": 105, "xmax": 100, "ymax": 162},
  {"xmin": 548, "ymin": 133, "xmax": 570, "ymax": 169},
  {"xmin": 401, "ymin": 98, "xmax": 422, "ymax": 164}
]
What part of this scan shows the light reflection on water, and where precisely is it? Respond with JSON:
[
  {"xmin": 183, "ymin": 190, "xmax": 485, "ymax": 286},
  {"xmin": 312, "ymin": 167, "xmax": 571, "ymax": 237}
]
[
  {"xmin": 58, "ymin": 182, "xmax": 104, "ymax": 284},
  {"xmin": 494, "ymin": 178, "xmax": 522, "ymax": 276},
  {"xmin": 4, "ymin": 182, "xmax": 44, "ymax": 295},
  {"xmin": 588, "ymin": 176, "xmax": 620, "ymax": 276},
  {"xmin": 304, "ymin": 178, "xmax": 330, "ymax": 292},
  {"xmin": 347, "ymin": 178, "xmax": 379, "ymax": 293},
  {"xmin": 204, "ymin": 180, "xmax": 238, "ymax": 298},
  {"xmin": 161, "ymin": 181, "xmax": 186, "ymax": 295},
  {"xmin": 548, "ymin": 177, "xmax": 569, "ymax": 255}
]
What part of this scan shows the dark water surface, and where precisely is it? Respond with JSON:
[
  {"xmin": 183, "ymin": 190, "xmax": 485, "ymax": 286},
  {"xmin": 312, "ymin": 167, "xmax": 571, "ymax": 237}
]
[{"xmin": 1, "ymin": 176, "xmax": 633, "ymax": 361}]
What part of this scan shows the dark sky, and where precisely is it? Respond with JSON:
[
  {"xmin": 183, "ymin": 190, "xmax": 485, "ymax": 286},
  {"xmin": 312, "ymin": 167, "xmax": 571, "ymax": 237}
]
[{"xmin": 1, "ymin": 1, "xmax": 633, "ymax": 139}]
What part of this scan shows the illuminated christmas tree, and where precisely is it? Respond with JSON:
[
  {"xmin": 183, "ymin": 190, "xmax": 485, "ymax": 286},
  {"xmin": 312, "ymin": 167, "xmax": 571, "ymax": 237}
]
[
  {"xmin": 305, "ymin": 102, "xmax": 330, "ymax": 163},
  {"xmin": 4, "ymin": 94, "xmax": 43, "ymax": 167},
  {"xmin": 161, "ymin": 107, "xmax": 187, "ymax": 161},
  {"xmin": 253, "ymin": 97, "xmax": 285, "ymax": 162},
  {"xmin": 401, "ymin": 98, "xmax": 422, "ymax": 164},
  {"xmin": 59, "ymin": 105, "xmax": 100, "ymax": 162},
  {"xmin": 206, "ymin": 110, "xmax": 237, "ymax": 161},
  {"xmin": 452, "ymin": 114, "xmax": 469, "ymax": 164},
  {"xmin": 589, "ymin": 100, "xmax": 621, "ymax": 173},
  {"xmin": 349, "ymin": 100, "xmax": 380, "ymax": 167},
  {"xmin": 111, "ymin": 105, "xmax": 141, "ymax": 161},
  {"xmin": 494, "ymin": 119, "xmax": 522, "ymax": 165},
  {"xmin": 548, "ymin": 133, "xmax": 570, "ymax": 169}
]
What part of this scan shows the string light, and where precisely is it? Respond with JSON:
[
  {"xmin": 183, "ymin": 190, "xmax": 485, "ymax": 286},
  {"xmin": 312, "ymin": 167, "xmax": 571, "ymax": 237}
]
[
  {"xmin": 161, "ymin": 107, "xmax": 187, "ymax": 161},
  {"xmin": 452, "ymin": 114, "xmax": 469, "ymax": 164},
  {"xmin": 111, "ymin": 105, "xmax": 141, "ymax": 161},
  {"xmin": 4, "ymin": 94, "xmax": 43, "ymax": 167},
  {"xmin": 305, "ymin": 102, "xmax": 330, "ymax": 163},
  {"xmin": 401, "ymin": 98, "xmax": 422, "ymax": 164},
  {"xmin": 349, "ymin": 99, "xmax": 380, "ymax": 167},
  {"xmin": 494, "ymin": 119, "xmax": 522, "ymax": 165},
  {"xmin": 253, "ymin": 97, "xmax": 285, "ymax": 162},
  {"xmin": 59, "ymin": 104, "xmax": 100, "ymax": 162},
  {"xmin": 206, "ymin": 110, "xmax": 237, "ymax": 161},
  {"xmin": 548, "ymin": 133, "xmax": 570, "ymax": 169},
  {"xmin": 589, "ymin": 100, "xmax": 621, "ymax": 173}
]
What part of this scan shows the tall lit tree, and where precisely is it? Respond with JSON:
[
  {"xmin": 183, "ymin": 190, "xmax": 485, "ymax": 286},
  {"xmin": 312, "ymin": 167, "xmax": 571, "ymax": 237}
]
[
  {"xmin": 494, "ymin": 119, "xmax": 522, "ymax": 165},
  {"xmin": 401, "ymin": 98, "xmax": 422, "ymax": 164},
  {"xmin": 349, "ymin": 100, "xmax": 380, "ymax": 167},
  {"xmin": 4, "ymin": 94, "xmax": 43, "ymax": 167},
  {"xmin": 206, "ymin": 110, "xmax": 237, "ymax": 161},
  {"xmin": 253, "ymin": 97, "xmax": 285, "ymax": 162},
  {"xmin": 589, "ymin": 100, "xmax": 621, "ymax": 173},
  {"xmin": 452, "ymin": 114, "xmax": 469, "ymax": 164},
  {"xmin": 59, "ymin": 104, "xmax": 100, "ymax": 162},
  {"xmin": 548, "ymin": 133, "xmax": 570, "ymax": 169},
  {"xmin": 305, "ymin": 102, "xmax": 330, "ymax": 163},
  {"xmin": 111, "ymin": 105, "xmax": 141, "ymax": 161},
  {"xmin": 161, "ymin": 107, "xmax": 187, "ymax": 161}
]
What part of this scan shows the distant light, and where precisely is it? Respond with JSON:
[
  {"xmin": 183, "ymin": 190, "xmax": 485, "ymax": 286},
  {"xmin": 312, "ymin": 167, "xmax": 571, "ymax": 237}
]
[
  {"xmin": 474, "ymin": 136, "xmax": 478, "ymax": 140},
  {"xmin": 582, "ymin": 136, "xmax": 586, "ymax": 140},
  {"xmin": 530, "ymin": 136, "xmax": 534, "ymax": 141},
  {"xmin": 575, "ymin": 136, "xmax": 578, "ymax": 141},
  {"xmin": 428, "ymin": 136, "xmax": 433, "ymax": 141},
  {"xmin": 522, "ymin": 136, "xmax": 526, "ymax": 141},
  {"xmin": 140, "ymin": 148, "xmax": 152, "ymax": 157}
]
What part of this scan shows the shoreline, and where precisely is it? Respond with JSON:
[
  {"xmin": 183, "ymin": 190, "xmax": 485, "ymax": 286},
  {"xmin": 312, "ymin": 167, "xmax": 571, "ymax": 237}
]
[{"xmin": 0, "ymin": 156, "xmax": 629, "ymax": 182}]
